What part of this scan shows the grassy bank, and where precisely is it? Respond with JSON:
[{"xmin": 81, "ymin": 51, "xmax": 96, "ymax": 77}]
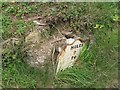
[{"xmin": 2, "ymin": 2, "xmax": 119, "ymax": 88}]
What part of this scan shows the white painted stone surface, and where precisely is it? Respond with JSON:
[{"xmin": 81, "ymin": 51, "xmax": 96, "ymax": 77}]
[{"xmin": 56, "ymin": 39, "xmax": 84, "ymax": 74}]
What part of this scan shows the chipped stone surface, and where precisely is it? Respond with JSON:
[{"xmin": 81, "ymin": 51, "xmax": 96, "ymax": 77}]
[{"xmin": 56, "ymin": 39, "xmax": 85, "ymax": 73}]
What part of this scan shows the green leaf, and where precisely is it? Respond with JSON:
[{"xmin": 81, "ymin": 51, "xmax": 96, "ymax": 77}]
[
  {"xmin": 94, "ymin": 24, "xmax": 99, "ymax": 29},
  {"xmin": 112, "ymin": 15, "xmax": 119, "ymax": 22}
]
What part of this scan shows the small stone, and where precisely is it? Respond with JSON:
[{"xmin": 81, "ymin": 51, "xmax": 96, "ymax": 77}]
[{"xmin": 25, "ymin": 31, "xmax": 41, "ymax": 44}]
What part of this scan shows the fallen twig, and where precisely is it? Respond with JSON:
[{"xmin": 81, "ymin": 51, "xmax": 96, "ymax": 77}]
[
  {"xmin": 50, "ymin": 37, "xmax": 66, "ymax": 44},
  {"xmin": 24, "ymin": 16, "xmax": 43, "ymax": 22},
  {"xmin": 1, "ymin": 38, "xmax": 19, "ymax": 45}
]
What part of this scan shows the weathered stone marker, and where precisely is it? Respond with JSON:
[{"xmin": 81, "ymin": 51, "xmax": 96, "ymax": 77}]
[{"xmin": 55, "ymin": 38, "xmax": 85, "ymax": 74}]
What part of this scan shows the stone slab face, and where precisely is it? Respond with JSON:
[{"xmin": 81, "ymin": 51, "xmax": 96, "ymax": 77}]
[{"xmin": 56, "ymin": 39, "xmax": 84, "ymax": 73}]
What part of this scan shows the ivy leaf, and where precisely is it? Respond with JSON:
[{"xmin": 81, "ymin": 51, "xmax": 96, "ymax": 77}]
[
  {"xmin": 100, "ymin": 25, "xmax": 104, "ymax": 28},
  {"xmin": 94, "ymin": 24, "xmax": 99, "ymax": 29},
  {"xmin": 112, "ymin": 15, "xmax": 119, "ymax": 22}
]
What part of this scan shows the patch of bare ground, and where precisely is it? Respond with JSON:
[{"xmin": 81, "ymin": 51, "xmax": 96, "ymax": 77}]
[{"xmin": 25, "ymin": 18, "xmax": 64, "ymax": 68}]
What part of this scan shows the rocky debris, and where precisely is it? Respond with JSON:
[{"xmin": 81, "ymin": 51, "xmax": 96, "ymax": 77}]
[
  {"xmin": 26, "ymin": 40, "xmax": 52, "ymax": 68},
  {"xmin": 24, "ymin": 15, "xmax": 91, "ymax": 69},
  {"xmin": 25, "ymin": 26, "xmax": 90, "ymax": 69},
  {"xmin": 25, "ymin": 26, "xmax": 64, "ymax": 68}
]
